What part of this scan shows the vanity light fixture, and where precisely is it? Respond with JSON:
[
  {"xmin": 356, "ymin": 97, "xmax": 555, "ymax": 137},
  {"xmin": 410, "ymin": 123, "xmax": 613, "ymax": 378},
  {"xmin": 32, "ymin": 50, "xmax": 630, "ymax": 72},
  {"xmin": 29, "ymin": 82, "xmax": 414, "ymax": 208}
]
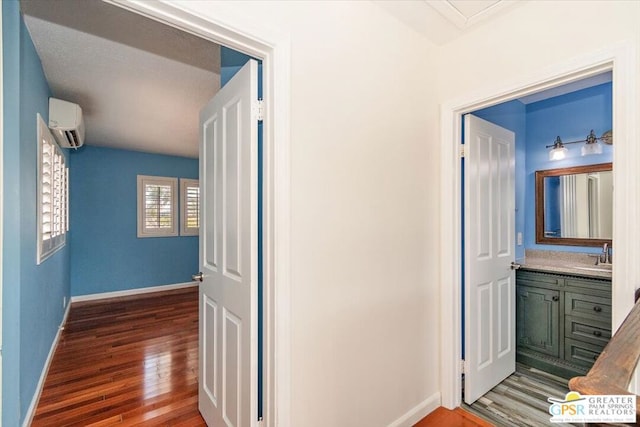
[
  {"xmin": 548, "ymin": 136, "xmax": 567, "ymax": 161},
  {"xmin": 581, "ymin": 130, "xmax": 604, "ymax": 156},
  {"xmin": 546, "ymin": 130, "xmax": 611, "ymax": 161}
]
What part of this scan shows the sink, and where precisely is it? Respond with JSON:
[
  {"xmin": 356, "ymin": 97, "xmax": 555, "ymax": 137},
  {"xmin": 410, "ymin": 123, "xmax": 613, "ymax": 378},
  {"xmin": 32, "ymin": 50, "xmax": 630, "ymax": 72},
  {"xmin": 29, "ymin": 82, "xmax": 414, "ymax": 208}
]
[{"xmin": 570, "ymin": 266, "xmax": 612, "ymax": 273}]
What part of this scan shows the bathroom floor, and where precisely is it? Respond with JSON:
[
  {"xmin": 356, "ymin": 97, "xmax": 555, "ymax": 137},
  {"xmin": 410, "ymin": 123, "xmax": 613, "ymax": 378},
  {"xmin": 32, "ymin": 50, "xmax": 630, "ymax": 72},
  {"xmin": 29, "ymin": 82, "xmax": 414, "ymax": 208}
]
[{"xmin": 463, "ymin": 363, "xmax": 577, "ymax": 427}]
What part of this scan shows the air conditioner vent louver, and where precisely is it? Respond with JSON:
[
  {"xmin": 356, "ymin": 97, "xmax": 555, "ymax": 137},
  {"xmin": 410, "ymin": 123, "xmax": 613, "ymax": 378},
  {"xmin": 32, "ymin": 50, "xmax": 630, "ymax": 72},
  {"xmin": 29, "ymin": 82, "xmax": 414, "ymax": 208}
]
[
  {"xmin": 48, "ymin": 98, "xmax": 85, "ymax": 149},
  {"xmin": 64, "ymin": 130, "xmax": 81, "ymax": 148}
]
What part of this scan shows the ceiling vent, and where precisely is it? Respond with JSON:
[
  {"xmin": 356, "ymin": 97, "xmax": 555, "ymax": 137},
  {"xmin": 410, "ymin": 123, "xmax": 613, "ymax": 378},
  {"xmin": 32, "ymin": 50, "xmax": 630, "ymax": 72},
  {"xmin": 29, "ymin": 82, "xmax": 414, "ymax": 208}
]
[{"xmin": 48, "ymin": 98, "xmax": 85, "ymax": 149}]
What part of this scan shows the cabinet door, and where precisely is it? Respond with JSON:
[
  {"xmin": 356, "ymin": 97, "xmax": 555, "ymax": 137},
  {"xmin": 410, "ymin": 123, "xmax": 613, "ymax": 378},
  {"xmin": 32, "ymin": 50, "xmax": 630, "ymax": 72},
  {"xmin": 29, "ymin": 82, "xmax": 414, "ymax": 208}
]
[{"xmin": 517, "ymin": 285, "xmax": 560, "ymax": 356}]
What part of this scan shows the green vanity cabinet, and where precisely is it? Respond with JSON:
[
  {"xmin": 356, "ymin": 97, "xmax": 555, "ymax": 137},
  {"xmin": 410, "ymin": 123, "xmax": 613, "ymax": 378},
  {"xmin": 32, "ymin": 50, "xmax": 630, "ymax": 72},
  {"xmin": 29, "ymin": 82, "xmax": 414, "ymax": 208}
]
[{"xmin": 516, "ymin": 269, "xmax": 611, "ymax": 380}]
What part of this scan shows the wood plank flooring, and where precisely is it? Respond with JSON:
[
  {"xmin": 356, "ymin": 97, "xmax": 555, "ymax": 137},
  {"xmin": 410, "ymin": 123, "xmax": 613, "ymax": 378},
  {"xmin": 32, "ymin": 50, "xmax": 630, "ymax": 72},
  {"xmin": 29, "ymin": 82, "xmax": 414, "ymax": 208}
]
[
  {"xmin": 414, "ymin": 364, "xmax": 571, "ymax": 427},
  {"xmin": 32, "ymin": 286, "xmax": 577, "ymax": 427},
  {"xmin": 32, "ymin": 286, "xmax": 206, "ymax": 426},
  {"xmin": 463, "ymin": 363, "xmax": 575, "ymax": 427}
]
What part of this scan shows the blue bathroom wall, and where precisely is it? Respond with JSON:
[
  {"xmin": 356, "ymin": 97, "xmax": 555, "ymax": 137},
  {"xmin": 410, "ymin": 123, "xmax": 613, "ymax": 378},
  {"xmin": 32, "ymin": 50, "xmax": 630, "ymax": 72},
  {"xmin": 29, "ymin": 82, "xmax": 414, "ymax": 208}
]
[
  {"xmin": 470, "ymin": 83, "xmax": 612, "ymax": 256},
  {"xmin": 69, "ymin": 146, "xmax": 199, "ymax": 296},
  {"xmin": 525, "ymin": 82, "xmax": 612, "ymax": 252},
  {"xmin": 3, "ymin": 5, "xmax": 71, "ymax": 424},
  {"xmin": 472, "ymin": 100, "xmax": 527, "ymax": 261}
]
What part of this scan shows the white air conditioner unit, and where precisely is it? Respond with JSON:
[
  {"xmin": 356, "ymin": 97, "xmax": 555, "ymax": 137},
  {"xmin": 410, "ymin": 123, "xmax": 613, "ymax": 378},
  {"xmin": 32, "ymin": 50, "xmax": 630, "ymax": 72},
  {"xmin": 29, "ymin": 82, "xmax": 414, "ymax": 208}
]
[{"xmin": 48, "ymin": 98, "xmax": 85, "ymax": 149}]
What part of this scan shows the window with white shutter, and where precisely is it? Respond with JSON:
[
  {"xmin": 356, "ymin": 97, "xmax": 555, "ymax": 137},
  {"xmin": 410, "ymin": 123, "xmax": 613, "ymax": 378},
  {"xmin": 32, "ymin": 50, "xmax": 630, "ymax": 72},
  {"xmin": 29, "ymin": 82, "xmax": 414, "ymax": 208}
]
[
  {"xmin": 137, "ymin": 175, "xmax": 178, "ymax": 237},
  {"xmin": 180, "ymin": 178, "xmax": 200, "ymax": 236},
  {"xmin": 37, "ymin": 114, "xmax": 68, "ymax": 264}
]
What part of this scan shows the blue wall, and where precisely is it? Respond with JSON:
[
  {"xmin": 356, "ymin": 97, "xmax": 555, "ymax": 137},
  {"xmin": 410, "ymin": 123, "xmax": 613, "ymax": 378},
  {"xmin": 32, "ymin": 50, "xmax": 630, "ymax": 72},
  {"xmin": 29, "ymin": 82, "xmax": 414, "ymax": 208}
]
[
  {"xmin": 525, "ymin": 82, "xmax": 612, "ymax": 252},
  {"xmin": 221, "ymin": 46, "xmax": 255, "ymax": 87},
  {"xmin": 69, "ymin": 146, "xmax": 198, "ymax": 296},
  {"xmin": 3, "ymin": 4, "xmax": 71, "ymax": 424},
  {"xmin": 472, "ymin": 82, "xmax": 612, "ymax": 257}
]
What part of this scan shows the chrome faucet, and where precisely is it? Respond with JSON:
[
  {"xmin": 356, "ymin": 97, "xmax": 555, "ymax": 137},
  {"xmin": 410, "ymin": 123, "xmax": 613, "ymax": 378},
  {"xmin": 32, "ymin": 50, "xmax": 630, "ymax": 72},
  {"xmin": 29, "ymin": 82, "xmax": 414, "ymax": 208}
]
[{"xmin": 601, "ymin": 243, "xmax": 612, "ymax": 264}]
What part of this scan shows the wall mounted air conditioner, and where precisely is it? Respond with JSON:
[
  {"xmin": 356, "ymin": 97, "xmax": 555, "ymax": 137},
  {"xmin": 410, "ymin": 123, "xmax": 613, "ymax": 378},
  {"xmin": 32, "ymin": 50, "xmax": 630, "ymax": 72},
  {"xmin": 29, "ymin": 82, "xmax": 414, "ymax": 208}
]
[{"xmin": 48, "ymin": 98, "xmax": 85, "ymax": 149}]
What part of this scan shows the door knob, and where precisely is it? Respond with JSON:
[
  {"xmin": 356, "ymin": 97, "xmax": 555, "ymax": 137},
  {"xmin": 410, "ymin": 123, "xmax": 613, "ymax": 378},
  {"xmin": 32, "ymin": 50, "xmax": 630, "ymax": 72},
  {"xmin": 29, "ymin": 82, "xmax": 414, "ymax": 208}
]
[{"xmin": 192, "ymin": 272, "xmax": 203, "ymax": 282}]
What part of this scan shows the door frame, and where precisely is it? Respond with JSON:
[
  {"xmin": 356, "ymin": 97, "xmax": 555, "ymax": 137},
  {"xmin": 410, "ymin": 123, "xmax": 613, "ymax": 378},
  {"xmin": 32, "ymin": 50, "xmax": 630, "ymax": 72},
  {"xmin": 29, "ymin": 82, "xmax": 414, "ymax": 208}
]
[
  {"xmin": 106, "ymin": 2, "xmax": 292, "ymax": 426},
  {"xmin": 439, "ymin": 42, "xmax": 639, "ymax": 409},
  {"xmin": 0, "ymin": 0, "xmax": 4, "ymax": 417}
]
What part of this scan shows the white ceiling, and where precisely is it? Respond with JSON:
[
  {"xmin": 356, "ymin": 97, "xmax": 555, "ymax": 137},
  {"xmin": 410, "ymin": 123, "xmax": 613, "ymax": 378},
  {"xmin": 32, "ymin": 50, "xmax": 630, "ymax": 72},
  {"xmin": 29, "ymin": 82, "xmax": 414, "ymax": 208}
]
[
  {"xmin": 20, "ymin": 0, "xmax": 609, "ymax": 159},
  {"xmin": 374, "ymin": 0, "xmax": 521, "ymax": 45},
  {"xmin": 21, "ymin": 0, "xmax": 221, "ymax": 159}
]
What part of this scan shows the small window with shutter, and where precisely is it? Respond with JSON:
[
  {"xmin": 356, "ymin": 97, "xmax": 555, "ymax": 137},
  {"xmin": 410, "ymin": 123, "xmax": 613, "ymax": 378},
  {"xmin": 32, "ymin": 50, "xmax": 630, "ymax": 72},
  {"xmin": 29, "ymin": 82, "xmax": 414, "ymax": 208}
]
[
  {"xmin": 37, "ymin": 114, "xmax": 68, "ymax": 264},
  {"xmin": 180, "ymin": 178, "xmax": 200, "ymax": 236},
  {"xmin": 137, "ymin": 175, "xmax": 178, "ymax": 238}
]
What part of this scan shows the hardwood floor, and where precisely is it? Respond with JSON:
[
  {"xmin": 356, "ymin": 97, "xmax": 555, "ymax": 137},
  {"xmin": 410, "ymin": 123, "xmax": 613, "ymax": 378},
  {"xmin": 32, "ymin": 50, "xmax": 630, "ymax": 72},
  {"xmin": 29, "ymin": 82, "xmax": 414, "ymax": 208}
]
[
  {"xmin": 32, "ymin": 286, "xmax": 206, "ymax": 426},
  {"xmin": 32, "ymin": 286, "xmax": 570, "ymax": 427},
  {"xmin": 414, "ymin": 407, "xmax": 494, "ymax": 427}
]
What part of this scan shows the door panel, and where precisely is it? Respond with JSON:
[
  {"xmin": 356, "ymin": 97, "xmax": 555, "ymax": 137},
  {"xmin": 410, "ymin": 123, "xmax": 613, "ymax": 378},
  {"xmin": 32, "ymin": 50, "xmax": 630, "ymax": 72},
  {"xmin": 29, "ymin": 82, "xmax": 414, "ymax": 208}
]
[
  {"xmin": 517, "ymin": 285, "xmax": 559, "ymax": 356},
  {"xmin": 199, "ymin": 60, "xmax": 258, "ymax": 427},
  {"xmin": 464, "ymin": 114, "xmax": 516, "ymax": 404}
]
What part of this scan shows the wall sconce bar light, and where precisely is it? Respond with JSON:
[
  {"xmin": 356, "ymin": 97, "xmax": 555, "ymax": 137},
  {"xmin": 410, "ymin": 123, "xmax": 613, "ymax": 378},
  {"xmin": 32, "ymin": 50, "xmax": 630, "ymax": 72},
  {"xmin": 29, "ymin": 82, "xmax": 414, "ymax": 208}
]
[{"xmin": 547, "ymin": 129, "xmax": 612, "ymax": 161}]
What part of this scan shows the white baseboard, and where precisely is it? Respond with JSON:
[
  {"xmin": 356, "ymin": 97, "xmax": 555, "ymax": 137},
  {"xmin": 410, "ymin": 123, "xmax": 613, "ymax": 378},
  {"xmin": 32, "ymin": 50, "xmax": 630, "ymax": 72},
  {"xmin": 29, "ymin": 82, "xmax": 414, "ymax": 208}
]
[
  {"xmin": 387, "ymin": 392, "xmax": 441, "ymax": 427},
  {"xmin": 22, "ymin": 301, "xmax": 72, "ymax": 427},
  {"xmin": 70, "ymin": 281, "xmax": 198, "ymax": 303}
]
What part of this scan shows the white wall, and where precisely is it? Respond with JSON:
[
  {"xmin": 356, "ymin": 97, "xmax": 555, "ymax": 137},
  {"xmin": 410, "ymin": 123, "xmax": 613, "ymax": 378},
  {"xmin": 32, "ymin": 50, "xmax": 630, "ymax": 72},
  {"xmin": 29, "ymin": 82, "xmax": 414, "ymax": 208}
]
[
  {"xmin": 173, "ymin": 1, "xmax": 441, "ymax": 426},
  {"xmin": 434, "ymin": 0, "xmax": 640, "ymax": 309},
  {"xmin": 433, "ymin": 0, "xmax": 640, "ymax": 400},
  {"xmin": 149, "ymin": 0, "xmax": 640, "ymax": 423},
  {"xmin": 434, "ymin": 1, "xmax": 640, "ymax": 102}
]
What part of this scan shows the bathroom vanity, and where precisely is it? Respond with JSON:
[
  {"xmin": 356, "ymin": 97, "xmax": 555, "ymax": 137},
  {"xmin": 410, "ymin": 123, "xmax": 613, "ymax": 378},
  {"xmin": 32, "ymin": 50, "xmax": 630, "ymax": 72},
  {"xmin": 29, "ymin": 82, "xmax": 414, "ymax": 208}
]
[{"xmin": 516, "ymin": 254, "xmax": 611, "ymax": 380}]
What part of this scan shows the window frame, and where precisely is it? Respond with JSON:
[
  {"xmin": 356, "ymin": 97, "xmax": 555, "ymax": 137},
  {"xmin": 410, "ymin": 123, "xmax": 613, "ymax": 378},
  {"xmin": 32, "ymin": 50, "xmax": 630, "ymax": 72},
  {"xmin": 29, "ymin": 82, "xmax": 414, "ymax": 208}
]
[
  {"xmin": 37, "ymin": 114, "xmax": 68, "ymax": 264},
  {"xmin": 180, "ymin": 178, "xmax": 200, "ymax": 236},
  {"xmin": 137, "ymin": 175, "xmax": 179, "ymax": 238}
]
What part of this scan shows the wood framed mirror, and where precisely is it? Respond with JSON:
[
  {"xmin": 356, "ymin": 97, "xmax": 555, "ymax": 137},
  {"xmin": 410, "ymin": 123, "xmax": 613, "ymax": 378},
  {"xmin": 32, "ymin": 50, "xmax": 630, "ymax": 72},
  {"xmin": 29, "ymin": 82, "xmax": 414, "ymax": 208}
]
[{"xmin": 535, "ymin": 162, "xmax": 613, "ymax": 247}]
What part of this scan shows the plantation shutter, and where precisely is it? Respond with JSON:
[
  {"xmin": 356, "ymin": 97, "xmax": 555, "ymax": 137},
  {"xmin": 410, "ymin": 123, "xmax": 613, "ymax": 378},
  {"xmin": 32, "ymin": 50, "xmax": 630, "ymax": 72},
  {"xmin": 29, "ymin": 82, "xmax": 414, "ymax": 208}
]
[
  {"xmin": 137, "ymin": 175, "xmax": 178, "ymax": 237},
  {"xmin": 38, "ymin": 114, "xmax": 68, "ymax": 264},
  {"xmin": 179, "ymin": 178, "xmax": 199, "ymax": 236}
]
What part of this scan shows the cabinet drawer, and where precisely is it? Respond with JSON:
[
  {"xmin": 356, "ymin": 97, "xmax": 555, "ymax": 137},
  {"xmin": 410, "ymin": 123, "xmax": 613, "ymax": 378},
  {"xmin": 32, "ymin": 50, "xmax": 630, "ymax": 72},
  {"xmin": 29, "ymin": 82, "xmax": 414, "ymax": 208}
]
[
  {"xmin": 565, "ymin": 292, "xmax": 611, "ymax": 323},
  {"xmin": 565, "ymin": 276, "xmax": 611, "ymax": 294},
  {"xmin": 564, "ymin": 316, "xmax": 611, "ymax": 347},
  {"xmin": 517, "ymin": 270, "xmax": 563, "ymax": 289},
  {"xmin": 565, "ymin": 338, "xmax": 603, "ymax": 369}
]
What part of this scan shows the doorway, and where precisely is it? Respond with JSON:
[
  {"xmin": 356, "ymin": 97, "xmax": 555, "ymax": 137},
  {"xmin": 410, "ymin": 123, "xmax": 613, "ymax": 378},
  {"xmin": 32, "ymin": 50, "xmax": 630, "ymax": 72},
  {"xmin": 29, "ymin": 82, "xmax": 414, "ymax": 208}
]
[
  {"xmin": 460, "ymin": 79, "xmax": 614, "ymax": 423},
  {"xmin": 440, "ymin": 43, "xmax": 639, "ymax": 410},
  {"xmin": 77, "ymin": 1, "xmax": 292, "ymax": 425}
]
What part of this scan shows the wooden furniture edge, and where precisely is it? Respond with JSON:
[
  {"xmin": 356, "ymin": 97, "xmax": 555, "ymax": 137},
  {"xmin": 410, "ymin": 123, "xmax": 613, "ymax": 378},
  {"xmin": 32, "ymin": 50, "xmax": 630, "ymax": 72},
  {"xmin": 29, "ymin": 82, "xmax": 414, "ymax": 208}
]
[{"xmin": 569, "ymin": 296, "xmax": 640, "ymax": 415}]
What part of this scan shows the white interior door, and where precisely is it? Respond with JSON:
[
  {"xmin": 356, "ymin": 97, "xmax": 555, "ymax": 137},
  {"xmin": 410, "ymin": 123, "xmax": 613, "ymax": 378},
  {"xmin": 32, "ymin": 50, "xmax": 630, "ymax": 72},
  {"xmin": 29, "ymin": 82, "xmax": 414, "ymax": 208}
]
[
  {"xmin": 198, "ymin": 60, "xmax": 258, "ymax": 426},
  {"xmin": 464, "ymin": 114, "xmax": 516, "ymax": 404}
]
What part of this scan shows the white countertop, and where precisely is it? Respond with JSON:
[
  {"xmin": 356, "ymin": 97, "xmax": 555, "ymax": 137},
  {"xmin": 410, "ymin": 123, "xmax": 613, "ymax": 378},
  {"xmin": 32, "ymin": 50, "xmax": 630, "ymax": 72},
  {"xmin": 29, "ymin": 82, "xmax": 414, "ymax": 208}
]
[{"xmin": 519, "ymin": 249, "xmax": 612, "ymax": 280}]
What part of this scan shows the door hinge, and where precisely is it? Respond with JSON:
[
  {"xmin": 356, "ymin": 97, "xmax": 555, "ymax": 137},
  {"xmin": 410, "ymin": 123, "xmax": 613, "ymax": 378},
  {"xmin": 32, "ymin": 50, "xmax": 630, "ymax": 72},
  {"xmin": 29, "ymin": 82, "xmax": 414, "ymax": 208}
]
[
  {"xmin": 460, "ymin": 359, "xmax": 465, "ymax": 374},
  {"xmin": 257, "ymin": 418, "xmax": 264, "ymax": 427},
  {"xmin": 460, "ymin": 144, "xmax": 465, "ymax": 158},
  {"xmin": 254, "ymin": 99, "xmax": 265, "ymax": 122}
]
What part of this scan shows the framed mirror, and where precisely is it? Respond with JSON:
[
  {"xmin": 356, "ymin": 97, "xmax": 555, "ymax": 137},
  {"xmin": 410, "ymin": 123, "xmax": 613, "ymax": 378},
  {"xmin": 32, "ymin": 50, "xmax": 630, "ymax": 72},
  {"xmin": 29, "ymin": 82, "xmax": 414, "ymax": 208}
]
[{"xmin": 535, "ymin": 163, "xmax": 613, "ymax": 246}]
